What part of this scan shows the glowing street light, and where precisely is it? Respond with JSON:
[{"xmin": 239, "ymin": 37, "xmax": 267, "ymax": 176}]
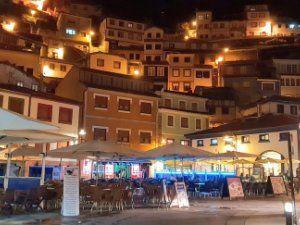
[
  {"xmin": 42, "ymin": 65, "xmax": 54, "ymax": 77},
  {"xmin": 89, "ymin": 31, "xmax": 95, "ymax": 36},
  {"xmin": 184, "ymin": 35, "xmax": 189, "ymax": 41},
  {"xmin": 2, "ymin": 21, "xmax": 15, "ymax": 32},
  {"xmin": 215, "ymin": 56, "xmax": 224, "ymax": 64},
  {"xmin": 161, "ymin": 139, "xmax": 167, "ymax": 145},
  {"xmin": 223, "ymin": 47, "xmax": 229, "ymax": 53},
  {"xmin": 133, "ymin": 69, "xmax": 140, "ymax": 76},
  {"xmin": 30, "ymin": 10, "xmax": 36, "ymax": 16},
  {"xmin": 79, "ymin": 129, "xmax": 86, "ymax": 137}
]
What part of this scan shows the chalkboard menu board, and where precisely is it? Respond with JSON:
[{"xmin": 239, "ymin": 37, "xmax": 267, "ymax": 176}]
[{"xmin": 227, "ymin": 177, "xmax": 244, "ymax": 200}]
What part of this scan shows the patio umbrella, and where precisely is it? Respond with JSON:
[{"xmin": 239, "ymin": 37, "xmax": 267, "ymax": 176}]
[
  {"xmin": 217, "ymin": 151, "xmax": 257, "ymax": 159},
  {"xmin": 225, "ymin": 159, "xmax": 254, "ymax": 175},
  {"xmin": 48, "ymin": 140, "xmax": 142, "ymax": 159},
  {"xmin": 255, "ymin": 158, "xmax": 281, "ymax": 164},
  {"xmin": 0, "ymin": 108, "xmax": 57, "ymax": 132},
  {"xmin": 143, "ymin": 143, "xmax": 215, "ymax": 178}
]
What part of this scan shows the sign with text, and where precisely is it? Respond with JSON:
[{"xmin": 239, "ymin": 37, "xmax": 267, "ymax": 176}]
[
  {"xmin": 269, "ymin": 176, "xmax": 287, "ymax": 195},
  {"xmin": 170, "ymin": 182, "xmax": 189, "ymax": 208},
  {"xmin": 227, "ymin": 177, "xmax": 244, "ymax": 199},
  {"xmin": 105, "ymin": 164, "xmax": 114, "ymax": 179},
  {"xmin": 62, "ymin": 166, "xmax": 79, "ymax": 216}
]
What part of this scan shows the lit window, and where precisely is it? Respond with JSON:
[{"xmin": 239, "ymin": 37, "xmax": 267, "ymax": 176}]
[
  {"xmin": 66, "ymin": 28, "xmax": 76, "ymax": 35},
  {"xmin": 197, "ymin": 140, "xmax": 204, "ymax": 147},
  {"xmin": 180, "ymin": 140, "xmax": 189, "ymax": 146},
  {"xmin": 259, "ymin": 134, "xmax": 269, "ymax": 142},
  {"xmin": 167, "ymin": 139, "xmax": 174, "ymax": 144},
  {"xmin": 32, "ymin": 84, "xmax": 38, "ymax": 91},
  {"xmin": 17, "ymin": 81, "xmax": 23, "ymax": 87},
  {"xmin": 210, "ymin": 138, "xmax": 218, "ymax": 146},
  {"xmin": 128, "ymin": 23, "xmax": 133, "ymax": 28},
  {"xmin": 241, "ymin": 135, "xmax": 250, "ymax": 143}
]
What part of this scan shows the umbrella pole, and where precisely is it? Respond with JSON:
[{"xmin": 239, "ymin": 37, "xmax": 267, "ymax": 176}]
[
  {"xmin": 40, "ymin": 143, "xmax": 46, "ymax": 186},
  {"xmin": 4, "ymin": 146, "xmax": 12, "ymax": 191}
]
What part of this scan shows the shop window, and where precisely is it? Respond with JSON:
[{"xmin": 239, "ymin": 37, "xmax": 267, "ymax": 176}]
[
  {"xmin": 95, "ymin": 95, "xmax": 108, "ymax": 109},
  {"xmin": 167, "ymin": 115, "xmax": 174, "ymax": 126},
  {"xmin": 93, "ymin": 128, "xmax": 107, "ymax": 141},
  {"xmin": 140, "ymin": 132, "xmax": 151, "ymax": 144},
  {"xmin": 8, "ymin": 97, "xmax": 24, "ymax": 115},
  {"xmin": 117, "ymin": 129, "xmax": 130, "ymax": 143},
  {"xmin": 180, "ymin": 117, "xmax": 189, "ymax": 128},
  {"xmin": 59, "ymin": 107, "xmax": 73, "ymax": 124},
  {"xmin": 140, "ymin": 102, "xmax": 152, "ymax": 114},
  {"xmin": 118, "ymin": 99, "xmax": 131, "ymax": 111},
  {"xmin": 259, "ymin": 134, "xmax": 269, "ymax": 142},
  {"xmin": 37, "ymin": 103, "xmax": 52, "ymax": 122}
]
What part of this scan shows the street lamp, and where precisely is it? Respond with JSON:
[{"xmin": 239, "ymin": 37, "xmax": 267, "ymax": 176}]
[
  {"xmin": 79, "ymin": 129, "xmax": 86, "ymax": 143},
  {"xmin": 223, "ymin": 47, "xmax": 229, "ymax": 53}
]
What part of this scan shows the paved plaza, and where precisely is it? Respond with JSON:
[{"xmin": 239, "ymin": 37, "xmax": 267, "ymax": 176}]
[{"xmin": 0, "ymin": 198, "xmax": 296, "ymax": 225}]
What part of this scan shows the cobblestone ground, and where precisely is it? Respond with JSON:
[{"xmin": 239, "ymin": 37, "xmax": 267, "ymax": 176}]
[{"xmin": 0, "ymin": 198, "xmax": 296, "ymax": 225}]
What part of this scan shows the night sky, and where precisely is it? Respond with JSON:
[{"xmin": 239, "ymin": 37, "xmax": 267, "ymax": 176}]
[{"xmin": 96, "ymin": 0, "xmax": 300, "ymax": 31}]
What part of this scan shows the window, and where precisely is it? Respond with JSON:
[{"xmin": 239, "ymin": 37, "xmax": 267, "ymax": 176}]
[
  {"xmin": 128, "ymin": 23, "xmax": 133, "ymax": 28},
  {"xmin": 183, "ymin": 83, "xmax": 191, "ymax": 92},
  {"xmin": 37, "ymin": 103, "xmax": 52, "ymax": 122},
  {"xmin": 140, "ymin": 102, "xmax": 152, "ymax": 114},
  {"xmin": 172, "ymin": 69, "xmax": 179, "ymax": 77},
  {"xmin": 180, "ymin": 140, "xmax": 189, "ymax": 146},
  {"xmin": 109, "ymin": 19, "xmax": 115, "ymax": 25},
  {"xmin": 183, "ymin": 69, "xmax": 191, "ymax": 77},
  {"xmin": 49, "ymin": 63, "xmax": 55, "ymax": 70},
  {"xmin": 17, "ymin": 81, "xmax": 23, "ymax": 87},
  {"xmin": 145, "ymin": 44, "xmax": 152, "ymax": 50},
  {"xmin": 250, "ymin": 22, "xmax": 257, "ymax": 28},
  {"xmin": 66, "ymin": 28, "xmax": 76, "ymax": 35},
  {"xmin": 210, "ymin": 138, "xmax": 218, "ymax": 146},
  {"xmin": 136, "ymin": 54, "xmax": 140, "ymax": 60},
  {"xmin": 156, "ymin": 33, "xmax": 161, "ymax": 38},
  {"xmin": 147, "ymin": 33, "xmax": 152, "ymax": 38},
  {"xmin": 250, "ymin": 13, "xmax": 257, "ymax": 18},
  {"xmin": 157, "ymin": 67, "xmax": 165, "ymax": 76},
  {"xmin": 60, "ymin": 65, "xmax": 67, "ymax": 72},
  {"xmin": 8, "ymin": 97, "xmax": 24, "ymax": 114},
  {"xmin": 291, "ymin": 79, "xmax": 295, "ymax": 86},
  {"xmin": 165, "ymin": 99, "xmax": 172, "ymax": 108},
  {"xmin": 196, "ymin": 70, "xmax": 210, "ymax": 78},
  {"xmin": 197, "ymin": 140, "xmax": 204, "ymax": 147},
  {"xmin": 172, "ymin": 83, "xmax": 179, "ymax": 91},
  {"xmin": 119, "ymin": 21, "xmax": 124, "ymax": 27},
  {"xmin": 277, "ymin": 104, "xmax": 284, "ymax": 113},
  {"xmin": 140, "ymin": 132, "xmax": 151, "ymax": 144},
  {"xmin": 167, "ymin": 115, "xmax": 174, "ymax": 127},
  {"xmin": 154, "ymin": 56, "xmax": 161, "ymax": 61},
  {"xmin": 137, "ymin": 24, "xmax": 143, "ymax": 30},
  {"xmin": 155, "ymin": 44, "xmax": 161, "ymax": 50},
  {"xmin": 184, "ymin": 57, "xmax": 191, "ymax": 63},
  {"xmin": 59, "ymin": 107, "xmax": 73, "ymax": 124},
  {"xmin": 222, "ymin": 106, "xmax": 229, "ymax": 114},
  {"xmin": 0, "ymin": 95, "xmax": 3, "ymax": 107},
  {"xmin": 118, "ymin": 31, "xmax": 124, "ymax": 38},
  {"xmin": 95, "ymin": 95, "xmax": 108, "ymax": 109},
  {"xmin": 108, "ymin": 30, "xmax": 114, "ymax": 36},
  {"xmin": 259, "ymin": 134, "xmax": 269, "ymax": 142},
  {"xmin": 241, "ymin": 135, "xmax": 250, "ymax": 143},
  {"xmin": 195, "ymin": 119, "xmax": 201, "ymax": 129},
  {"xmin": 129, "ymin": 53, "xmax": 134, "ymax": 60},
  {"xmin": 179, "ymin": 101, "xmax": 186, "ymax": 110},
  {"xmin": 173, "ymin": 57, "xmax": 179, "ymax": 63},
  {"xmin": 146, "ymin": 56, "xmax": 152, "ymax": 62},
  {"xmin": 279, "ymin": 132, "xmax": 290, "ymax": 141},
  {"xmin": 117, "ymin": 129, "xmax": 130, "ymax": 143},
  {"xmin": 262, "ymin": 83, "xmax": 275, "ymax": 91},
  {"xmin": 286, "ymin": 78, "xmax": 290, "ymax": 86},
  {"xmin": 128, "ymin": 32, "xmax": 134, "ymax": 39},
  {"xmin": 191, "ymin": 103, "xmax": 198, "ymax": 111},
  {"xmin": 93, "ymin": 128, "xmax": 107, "ymax": 141},
  {"xmin": 97, "ymin": 59, "xmax": 104, "ymax": 67},
  {"xmin": 180, "ymin": 117, "xmax": 189, "ymax": 128},
  {"xmin": 113, "ymin": 61, "xmax": 121, "ymax": 69},
  {"xmin": 148, "ymin": 66, "xmax": 156, "ymax": 76},
  {"xmin": 118, "ymin": 98, "xmax": 131, "ymax": 111},
  {"xmin": 290, "ymin": 105, "xmax": 298, "ymax": 115},
  {"xmin": 259, "ymin": 13, "xmax": 265, "ymax": 18},
  {"xmin": 167, "ymin": 139, "xmax": 174, "ymax": 144}
]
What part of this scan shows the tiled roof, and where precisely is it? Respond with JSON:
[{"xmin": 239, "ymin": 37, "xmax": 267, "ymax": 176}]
[
  {"xmin": 243, "ymin": 95, "xmax": 300, "ymax": 109},
  {"xmin": 185, "ymin": 114, "xmax": 299, "ymax": 139},
  {"xmin": 0, "ymin": 84, "xmax": 81, "ymax": 106}
]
